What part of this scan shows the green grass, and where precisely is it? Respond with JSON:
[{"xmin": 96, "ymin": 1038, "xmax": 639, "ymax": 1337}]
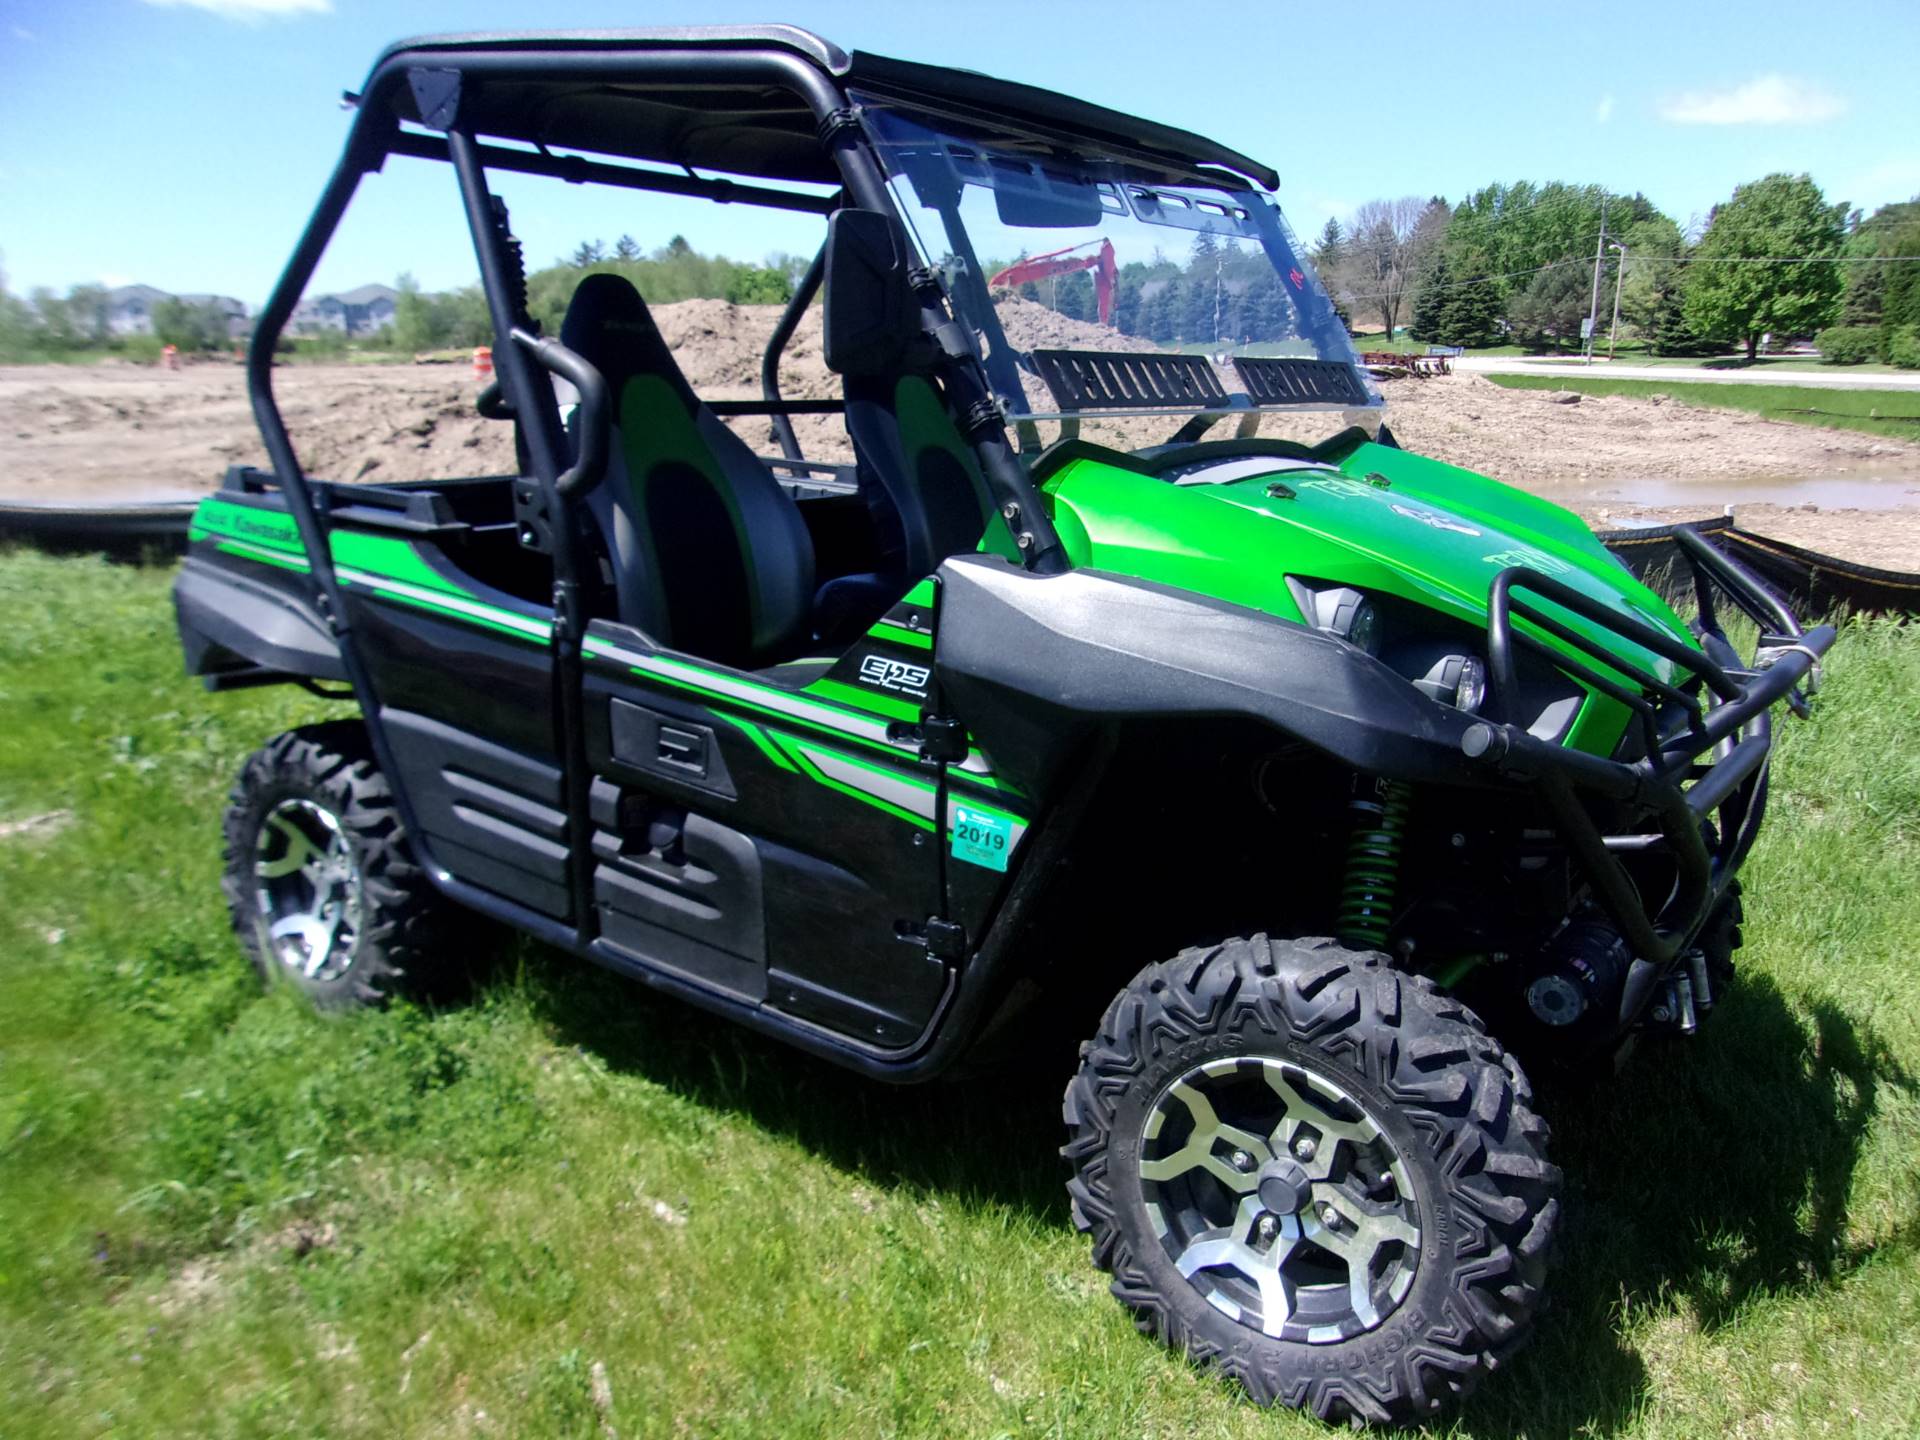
[
  {"xmin": 3, "ymin": 547, "xmax": 1918, "ymax": 1438},
  {"xmin": 1486, "ymin": 374, "xmax": 1920, "ymax": 442},
  {"xmin": 1490, "ymin": 351, "xmax": 1911, "ymax": 376}
]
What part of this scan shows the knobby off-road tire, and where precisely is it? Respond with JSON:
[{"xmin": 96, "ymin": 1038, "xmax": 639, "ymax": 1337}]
[
  {"xmin": 1062, "ymin": 935, "xmax": 1560, "ymax": 1426},
  {"xmin": 222, "ymin": 721, "xmax": 454, "ymax": 1009}
]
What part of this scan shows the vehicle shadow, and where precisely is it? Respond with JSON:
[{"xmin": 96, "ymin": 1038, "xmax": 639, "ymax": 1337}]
[
  {"xmin": 511, "ymin": 949, "xmax": 1911, "ymax": 1438},
  {"xmin": 516, "ymin": 946, "xmax": 1077, "ymax": 1221},
  {"xmin": 1456, "ymin": 970, "xmax": 1914, "ymax": 1437}
]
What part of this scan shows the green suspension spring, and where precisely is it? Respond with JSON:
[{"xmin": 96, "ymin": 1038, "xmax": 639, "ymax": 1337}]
[{"xmin": 1338, "ymin": 778, "xmax": 1412, "ymax": 950}]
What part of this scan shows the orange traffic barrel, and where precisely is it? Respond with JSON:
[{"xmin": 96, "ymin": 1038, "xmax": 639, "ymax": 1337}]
[{"xmin": 473, "ymin": 346, "xmax": 493, "ymax": 380}]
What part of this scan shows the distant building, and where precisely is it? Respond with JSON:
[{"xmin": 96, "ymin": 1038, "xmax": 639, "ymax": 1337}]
[
  {"xmin": 105, "ymin": 284, "xmax": 173, "ymax": 336},
  {"xmin": 290, "ymin": 283, "xmax": 399, "ymax": 336},
  {"xmin": 105, "ymin": 284, "xmax": 250, "ymax": 339}
]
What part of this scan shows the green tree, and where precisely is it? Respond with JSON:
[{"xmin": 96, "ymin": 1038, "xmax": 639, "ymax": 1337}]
[
  {"xmin": 151, "ymin": 296, "xmax": 231, "ymax": 351},
  {"xmin": 722, "ymin": 266, "xmax": 794, "ymax": 305},
  {"xmin": 391, "ymin": 273, "xmax": 440, "ymax": 352},
  {"xmin": 0, "ymin": 259, "xmax": 41, "ymax": 359},
  {"xmin": 1507, "ymin": 263, "xmax": 1591, "ymax": 348},
  {"xmin": 567, "ymin": 240, "xmax": 605, "ymax": 266},
  {"xmin": 1614, "ymin": 214, "xmax": 1687, "ymax": 338},
  {"xmin": 1434, "ymin": 256, "xmax": 1503, "ymax": 348},
  {"xmin": 1650, "ymin": 285, "xmax": 1714, "ymax": 356},
  {"xmin": 1407, "ymin": 250, "xmax": 1450, "ymax": 342},
  {"xmin": 1683, "ymin": 173, "xmax": 1847, "ymax": 360},
  {"xmin": 613, "ymin": 235, "xmax": 641, "ymax": 261}
]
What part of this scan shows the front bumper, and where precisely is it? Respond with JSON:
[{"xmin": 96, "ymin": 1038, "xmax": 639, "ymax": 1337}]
[{"xmin": 1461, "ymin": 526, "xmax": 1831, "ymax": 971}]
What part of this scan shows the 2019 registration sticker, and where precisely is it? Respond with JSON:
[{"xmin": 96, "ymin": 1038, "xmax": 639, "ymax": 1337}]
[{"xmin": 950, "ymin": 803, "xmax": 1012, "ymax": 872}]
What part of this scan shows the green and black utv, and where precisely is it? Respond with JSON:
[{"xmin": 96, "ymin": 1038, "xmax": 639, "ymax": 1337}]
[{"xmin": 173, "ymin": 27, "xmax": 1831, "ymax": 1426}]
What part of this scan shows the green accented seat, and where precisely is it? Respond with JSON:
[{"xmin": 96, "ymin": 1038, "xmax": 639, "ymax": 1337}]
[
  {"xmin": 561, "ymin": 273, "xmax": 816, "ymax": 669},
  {"xmin": 842, "ymin": 373, "xmax": 1021, "ymax": 582}
]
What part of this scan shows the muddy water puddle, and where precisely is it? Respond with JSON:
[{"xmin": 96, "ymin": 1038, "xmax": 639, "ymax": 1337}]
[{"xmin": 1532, "ymin": 467, "xmax": 1920, "ymax": 512}]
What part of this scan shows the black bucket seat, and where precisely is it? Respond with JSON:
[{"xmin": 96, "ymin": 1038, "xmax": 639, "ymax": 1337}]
[
  {"xmin": 560, "ymin": 273, "xmax": 814, "ymax": 669},
  {"xmin": 842, "ymin": 373, "xmax": 1000, "ymax": 580}
]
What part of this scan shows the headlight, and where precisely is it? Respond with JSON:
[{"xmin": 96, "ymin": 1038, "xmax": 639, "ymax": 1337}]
[
  {"xmin": 1454, "ymin": 655, "xmax": 1488, "ymax": 714},
  {"xmin": 1414, "ymin": 653, "xmax": 1488, "ymax": 713},
  {"xmin": 1304, "ymin": 585, "xmax": 1381, "ymax": 656}
]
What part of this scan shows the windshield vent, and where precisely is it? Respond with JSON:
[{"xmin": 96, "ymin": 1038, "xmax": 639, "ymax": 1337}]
[
  {"xmin": 1231, "ymin": 357, "xmax": 1369, "ymax": 408},
  {"xmin": 1029, "ymin": 349, "xmax": 1227, "ymax": 412}
]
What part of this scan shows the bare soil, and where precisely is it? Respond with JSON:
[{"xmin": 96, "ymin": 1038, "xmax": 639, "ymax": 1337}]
[{"xmin": 3, "ymin": 298, "xmax": 1917, "ymax": 568}]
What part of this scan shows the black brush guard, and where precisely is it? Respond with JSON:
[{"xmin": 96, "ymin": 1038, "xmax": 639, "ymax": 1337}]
[{"xmin": 1460, "ymin": 526, "xmax": 1832, "ymax": 985}]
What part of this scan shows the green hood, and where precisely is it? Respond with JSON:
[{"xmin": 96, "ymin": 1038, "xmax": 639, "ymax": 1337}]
[{"xmin": 1041, "ymin": 439, "xmax": 1696, "ymax": 754}]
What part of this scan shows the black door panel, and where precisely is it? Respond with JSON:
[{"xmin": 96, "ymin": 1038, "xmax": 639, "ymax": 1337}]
[{"xmin": 381, "ymin": 707, "xmax": 571, "ymax": 919}]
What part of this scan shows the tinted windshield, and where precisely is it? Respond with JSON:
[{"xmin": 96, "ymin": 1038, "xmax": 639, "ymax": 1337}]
[{"xmin": 856, "ymin": 100, "xmax": 1378, "ymax": 424}]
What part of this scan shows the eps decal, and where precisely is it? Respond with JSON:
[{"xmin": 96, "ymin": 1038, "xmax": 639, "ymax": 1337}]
[{"xmin": 858, "ymin": 654, "xmax": 931, "ymax": 697}]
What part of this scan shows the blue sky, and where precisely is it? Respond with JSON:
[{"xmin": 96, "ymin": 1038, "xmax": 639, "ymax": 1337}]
[{"xmin": 2, "ymin": 0, "xmax": 1916, "ymax": 304}]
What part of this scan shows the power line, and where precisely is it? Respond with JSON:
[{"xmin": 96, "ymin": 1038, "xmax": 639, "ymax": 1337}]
[
  {"xmin": 1334, "ymin": 250, "xmax": 1920, "ymax": 304},
  {"xmin": 1671, "ymin": 254, "xmax": 1920, "ymax": 264}
]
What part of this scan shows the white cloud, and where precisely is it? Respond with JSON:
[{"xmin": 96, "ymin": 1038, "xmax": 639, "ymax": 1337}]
[
  {"xmin": 141, "ymin": 0, "xmax": 331, "ymax": 19},
  {"xmin": 1659, "ymin": 74, "xmax": 1845, "ymax": 126},
  {"xmin": 1595, "ymin": 94, "xmax": 1614, "ymax": 124}
]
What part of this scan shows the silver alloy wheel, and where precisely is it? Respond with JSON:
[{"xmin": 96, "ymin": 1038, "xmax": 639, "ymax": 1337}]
[
  {"xmin": 253, "ymin": 797, "xmax": 361, "ymax": 984},
  {"xmin": 1139, "ymin": 1055, "xmax": 1422, "ymax": 1344}
]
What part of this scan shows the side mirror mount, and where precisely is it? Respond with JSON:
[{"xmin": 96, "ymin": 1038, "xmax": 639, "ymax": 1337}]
[{"xmin": 823, "ymin": 208, "xmax": 920, "ymax": 377}]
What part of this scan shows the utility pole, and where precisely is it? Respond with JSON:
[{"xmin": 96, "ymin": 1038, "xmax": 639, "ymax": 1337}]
[
  {"xmin": 1585, "ymin": 194, "xmax": 1608, "ymax": 365},
  {"xmin": 1606, "ymin": 241, "xmax": 1628, "ymax": 360}
]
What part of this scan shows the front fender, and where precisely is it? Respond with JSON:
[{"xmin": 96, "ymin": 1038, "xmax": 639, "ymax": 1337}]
[{"xmin": 936, "ymin": 555, "xmax": 1481, "ymax": 796}]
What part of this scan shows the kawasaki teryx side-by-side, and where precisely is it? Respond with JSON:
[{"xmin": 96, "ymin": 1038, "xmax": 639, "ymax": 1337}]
[{"xmin": 173, "ymin": 28, "xmax": 1831, "ymax": 1426}]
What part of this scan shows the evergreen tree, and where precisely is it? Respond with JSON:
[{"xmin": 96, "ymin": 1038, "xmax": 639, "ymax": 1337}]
[
  {"xmin": 1407, "ymin": 251, "xmax": 1450, "ymax": 342},
  {"xmin": 1312, "ymin": 217, "xmax": 1344, "ymax": 271},
  {"xmin": 613, "ymin": 235, "xmax": 641, "ymax": 261},
  {"xmin": 1651, "ymin": 285, "xmax": 1713, "ymax": 356},
  {"xmin": 1435, "ymin": 263, "xmax": 1502, "ymax": 347}
]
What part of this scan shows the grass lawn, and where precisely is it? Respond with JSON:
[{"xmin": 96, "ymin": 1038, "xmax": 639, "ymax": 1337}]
[
  {"xmin": 2, "ymin": 548, "xmax": 1918, "ymax": 1438},
  {"xmin": 1494, "ymin": 352, "xmax": 1910, "ymax": 376},
  {"xmin": 1485, "ymin": 373, "xmax": 1920, "ymax": 443}
]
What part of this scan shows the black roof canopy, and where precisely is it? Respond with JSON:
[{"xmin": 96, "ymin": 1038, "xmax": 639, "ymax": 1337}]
[{"xmin": 365, "ymin": 26, "xmax": 1279, "ymax": 191}]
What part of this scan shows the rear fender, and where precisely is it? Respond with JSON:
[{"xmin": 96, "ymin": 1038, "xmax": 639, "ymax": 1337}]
[{"xmin": 174, "ymin": 554, "xmax": 347, "ymax": 685}]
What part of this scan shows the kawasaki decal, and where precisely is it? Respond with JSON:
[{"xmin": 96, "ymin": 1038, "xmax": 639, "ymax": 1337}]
[{"xmin": 192, "ymin": 500, "xmax": 1017, "ymax": 795}]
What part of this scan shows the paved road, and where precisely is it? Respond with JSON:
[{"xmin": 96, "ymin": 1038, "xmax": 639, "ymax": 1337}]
[{"xmin": 1453, "ymin": 357, "xmax": 1920, "ymax": 391}]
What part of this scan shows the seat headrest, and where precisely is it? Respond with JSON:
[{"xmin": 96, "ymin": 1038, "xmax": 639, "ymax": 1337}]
[{"xmin": 558, "ymin": 273, "xmax": 695, "ymax": 409}]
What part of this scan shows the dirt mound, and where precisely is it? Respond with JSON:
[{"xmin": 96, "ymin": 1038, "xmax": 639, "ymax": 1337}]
[
  {"xmin": 990, "ymin": 294, "xmax": 1138, "ymax": 354},
  {"xmin": 2, "ymin": 300, "xmax": 1917, "ymax": 566}
]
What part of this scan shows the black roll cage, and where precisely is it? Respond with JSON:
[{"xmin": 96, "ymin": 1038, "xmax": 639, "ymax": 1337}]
[{"xmin": 241, "ymin": 36, "xmax": 1077, "ymax": 1081}]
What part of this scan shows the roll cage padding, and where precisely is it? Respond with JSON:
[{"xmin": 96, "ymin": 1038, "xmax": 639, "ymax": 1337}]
[
  {"xmin": 933, "ymin": 555, "xmax": 1486, "ymax": 799},
  {"xmin": 560, "ymin": 273, "xmax": 815, "ymax": 666}
]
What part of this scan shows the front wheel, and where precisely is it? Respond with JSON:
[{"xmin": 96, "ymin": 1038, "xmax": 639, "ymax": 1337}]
[{"xmin": 1062, "ymin": 936, "xmax": 1559, "ymax": 1426}]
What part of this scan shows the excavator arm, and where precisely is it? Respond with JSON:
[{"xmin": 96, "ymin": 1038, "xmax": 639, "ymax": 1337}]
[{"xmin": 988, "ymin": 240, "xmax": 1116, "ymax": 326}]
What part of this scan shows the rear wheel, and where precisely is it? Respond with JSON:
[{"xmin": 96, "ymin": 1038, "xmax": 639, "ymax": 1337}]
[
  {"xmin": 1063, "ymin": 935, "xmax": 1559, "ymax": 1426},
  {"xmin": 222, "ymin": 722, "xmax": 455, "ymax": 1009}
]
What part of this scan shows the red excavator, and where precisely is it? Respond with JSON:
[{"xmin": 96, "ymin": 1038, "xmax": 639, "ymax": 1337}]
[{"xmin": 988, "ymin": 239, "xmax": 1117, "ymax": 326}]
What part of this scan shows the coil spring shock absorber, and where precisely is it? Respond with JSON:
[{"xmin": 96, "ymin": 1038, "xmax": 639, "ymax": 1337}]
[{"xmin": 1338, "ymin": 777, "xmax": 1412, "ymax": 950}]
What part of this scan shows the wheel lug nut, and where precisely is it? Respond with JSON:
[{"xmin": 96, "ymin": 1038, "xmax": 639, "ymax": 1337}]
[
  {"xmin": 1256, "ymin": 1215, "xmax": 1277, "ymax": 1242},
  {"xmin": 1231, "ymin": 1150, "xmax": 1255, "ymax": 1172},
  {"xmin": 1293, "ymin": 1136, "xmax": 1317, "ymax": 1161},
  {"xmin": 1320, "ymin": 1204, "xmax": 1340, "ymax": 1228}
]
